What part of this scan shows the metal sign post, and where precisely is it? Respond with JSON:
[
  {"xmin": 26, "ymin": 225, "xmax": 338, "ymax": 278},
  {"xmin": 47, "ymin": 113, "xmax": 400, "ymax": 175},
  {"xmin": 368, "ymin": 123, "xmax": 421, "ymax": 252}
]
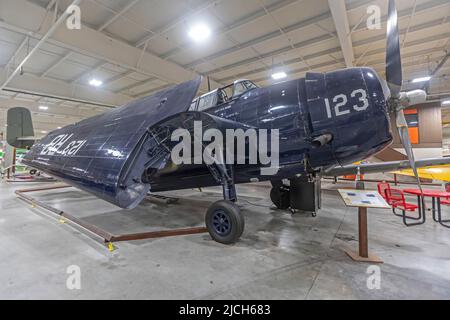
[{"xmin": 338, "ymin": 169, "xmax": 386, "ymax": 263}]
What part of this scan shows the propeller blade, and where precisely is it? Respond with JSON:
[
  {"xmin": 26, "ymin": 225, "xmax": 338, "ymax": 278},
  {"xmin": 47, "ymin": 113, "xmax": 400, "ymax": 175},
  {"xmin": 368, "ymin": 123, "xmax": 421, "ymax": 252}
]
[
  {"xmin": 386, "ymin": 0, "xmax": 425, "ymax": 199},
  {"xmin": 396, "ymin": 110, "xmax": 423, "ymax": 192},
  {"xmin": 386, "ymin": 0, "xmax": 402, "ymax": 98}
]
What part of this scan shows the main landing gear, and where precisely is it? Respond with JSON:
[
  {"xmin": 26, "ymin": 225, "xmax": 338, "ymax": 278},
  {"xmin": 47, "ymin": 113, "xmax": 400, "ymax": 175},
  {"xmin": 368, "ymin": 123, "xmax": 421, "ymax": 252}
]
[{"xmin": 204, "ymin": 164, "xmax": 244, "ymax": 245}]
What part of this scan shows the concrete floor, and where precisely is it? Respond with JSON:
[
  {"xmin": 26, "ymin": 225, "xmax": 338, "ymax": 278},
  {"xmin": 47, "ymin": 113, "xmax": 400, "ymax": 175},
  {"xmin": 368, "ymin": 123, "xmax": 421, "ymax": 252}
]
[{"xmin": 1, "ymin": 179, "xmax": 450, "ymax": 300}]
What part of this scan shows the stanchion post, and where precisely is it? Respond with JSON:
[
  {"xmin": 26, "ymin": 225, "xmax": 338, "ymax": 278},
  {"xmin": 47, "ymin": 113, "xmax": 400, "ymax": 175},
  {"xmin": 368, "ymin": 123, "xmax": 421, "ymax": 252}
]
[
  {"xmin": 358, "ymin": 207, "xmax": 369, "ymax": 258},
  {"xmin": 343, "ymin": 167, "xmax": 383, "ymax": 263}
]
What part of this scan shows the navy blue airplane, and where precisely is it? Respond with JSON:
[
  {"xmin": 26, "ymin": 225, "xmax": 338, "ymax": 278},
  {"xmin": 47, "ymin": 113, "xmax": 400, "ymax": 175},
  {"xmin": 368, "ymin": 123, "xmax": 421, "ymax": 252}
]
[{"xmin": 9, "ymin": 0, "xmax": 450, "ymax": 244}]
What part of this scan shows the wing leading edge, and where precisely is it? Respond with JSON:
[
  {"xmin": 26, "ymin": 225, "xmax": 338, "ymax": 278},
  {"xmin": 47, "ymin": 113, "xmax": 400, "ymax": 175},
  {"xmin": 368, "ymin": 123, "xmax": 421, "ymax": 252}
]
[{"xmin": 22, "ymin": 77, "xmax": 202, "ymax": 209}]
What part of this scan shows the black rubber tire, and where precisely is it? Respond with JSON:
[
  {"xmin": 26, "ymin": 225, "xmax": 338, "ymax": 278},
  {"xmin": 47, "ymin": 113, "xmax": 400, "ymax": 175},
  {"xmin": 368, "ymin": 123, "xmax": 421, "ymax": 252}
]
[
  {"xmin": 270, "ymin": 187, "xmax": 291, "ymax": 210},
  {"xmin": 206, "ymin": 200, "xmax": 245, "ymax": 245}
]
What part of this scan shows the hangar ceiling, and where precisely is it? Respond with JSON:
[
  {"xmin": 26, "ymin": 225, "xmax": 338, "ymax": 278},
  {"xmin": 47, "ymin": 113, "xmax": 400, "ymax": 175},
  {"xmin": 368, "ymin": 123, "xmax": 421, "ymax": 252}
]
[{"xmin": 0, "ymin": 0, "xmax": 449, "ymax": 135}]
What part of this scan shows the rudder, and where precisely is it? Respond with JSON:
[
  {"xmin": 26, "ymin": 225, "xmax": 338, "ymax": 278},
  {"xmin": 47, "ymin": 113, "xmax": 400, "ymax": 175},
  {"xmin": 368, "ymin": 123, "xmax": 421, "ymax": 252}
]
[{"xmin": 6, "ymin": 107, "xmax": 35, "ymax": 149}]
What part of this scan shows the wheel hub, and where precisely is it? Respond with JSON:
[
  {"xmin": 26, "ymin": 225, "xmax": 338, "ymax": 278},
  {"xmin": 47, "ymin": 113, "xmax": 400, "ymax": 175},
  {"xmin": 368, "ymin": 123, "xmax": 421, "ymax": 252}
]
[{"xmin": 212, "ymin": 210, "xmax": 231, "ymax": 236}]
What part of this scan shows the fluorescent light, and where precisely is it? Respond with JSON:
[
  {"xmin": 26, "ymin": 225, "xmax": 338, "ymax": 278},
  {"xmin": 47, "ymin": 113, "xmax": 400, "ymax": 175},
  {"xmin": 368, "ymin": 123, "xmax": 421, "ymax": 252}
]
[
  {"xmin": 188, "ymin": 24, "xmax": 211, "ymax": 43},
  {"xmin": 272, "ymin": 72, "xmax": 287, "ymax": 80},
  {"xmin": 57, "ymin": 127, "xmax": 62, "ymax": 130},
  {"xmin": 41, "ymin": 131, "xmax": 47, "ymax": 134},
  {"xmin": 412, "ymin": 76, "xmax": 431, "ymax": 83},
  {"xmin": 39, "ymin": 106, "xmax": 49, "ymax": 110},
  {"xmin": 89, "ymin": 79, "xmax": 103, "ymax": 87},
  {"xmin": 442, "ymin": 100, "xmax": 450, "ymax": 106}
]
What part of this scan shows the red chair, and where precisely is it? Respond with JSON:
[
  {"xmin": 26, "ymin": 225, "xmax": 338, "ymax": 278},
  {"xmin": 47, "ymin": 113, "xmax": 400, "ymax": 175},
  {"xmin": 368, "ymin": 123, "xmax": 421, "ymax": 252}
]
[
  {"xmin": 377, "ymin": 182, "xmax": 392, "ymax": 204},
  {"xmin": 442, "ymin": 183, "xmax": 450, "ymax": 205},
  {"xmin": 387, "ymin": 189, "xmax": 417, "ymax": 211},
  {"xmin": 386, "ymin": 188, "xmax": 425, "ymax": 226},
  {"xmin": 438, "ymin": 196, "xmax": 450, "ymax": 228}
]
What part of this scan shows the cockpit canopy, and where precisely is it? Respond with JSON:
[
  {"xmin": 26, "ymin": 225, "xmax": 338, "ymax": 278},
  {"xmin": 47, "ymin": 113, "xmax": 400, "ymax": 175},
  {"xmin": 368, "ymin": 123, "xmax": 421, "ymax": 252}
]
[{"xmin": 190, "ymin": 79, "xmax": 259, "ymax": 112}]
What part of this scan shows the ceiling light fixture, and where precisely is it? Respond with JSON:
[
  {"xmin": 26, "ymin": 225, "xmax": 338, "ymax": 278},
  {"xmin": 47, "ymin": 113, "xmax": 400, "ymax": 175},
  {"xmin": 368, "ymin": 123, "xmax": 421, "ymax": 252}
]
[
  {"xmin": 412, "ymin": 76, "xmax": 431, "ymax": 83},
  {"xmin": 188, "ymin": 24, "xmax": 211, "ymax": 43},
  {"xmin": 39, "ymin": 106, "xmax": 49, "ymax": 110},
  {"xmin": 442, "ymin": 100, "xmax": 450, "ymax": 106},
  {"xmin": 272, "ymin": 72, "xmax": 287, "ymax": 80},
  {"xmin": 41, "ymin": 131, "xmax": 48, "ymax": 134},
  {"xmin": 89, "ymin": 79, "xmax": 103, "ymax": 87}
]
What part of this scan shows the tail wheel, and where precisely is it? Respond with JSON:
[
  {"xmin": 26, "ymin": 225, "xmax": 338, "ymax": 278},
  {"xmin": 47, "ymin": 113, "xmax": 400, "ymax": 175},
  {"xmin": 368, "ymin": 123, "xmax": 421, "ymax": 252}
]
[
  {"xmin": 206, "ymin": 200, "xmax": 244, "ymax": 245},
  {"xmin": 270, "ymin": 187, "xmax": 291, "ymax": 210}
]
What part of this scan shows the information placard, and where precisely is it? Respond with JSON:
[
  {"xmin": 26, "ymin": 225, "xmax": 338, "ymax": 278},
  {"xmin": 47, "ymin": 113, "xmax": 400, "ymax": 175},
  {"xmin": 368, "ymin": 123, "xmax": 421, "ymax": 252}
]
[{"xmin": 338, "ymin": 189, "xmax": 391, "ymax": 209}]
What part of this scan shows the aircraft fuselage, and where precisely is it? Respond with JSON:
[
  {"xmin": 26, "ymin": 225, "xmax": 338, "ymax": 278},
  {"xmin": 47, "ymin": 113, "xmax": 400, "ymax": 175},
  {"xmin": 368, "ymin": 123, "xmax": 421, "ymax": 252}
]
[
  {"xmin": 150, "ymin": 67, "xmax": 393, "ymax": 192},
  {"xmin": 23, "ymin": 68, "xmax": 393, "ymax": 208}
]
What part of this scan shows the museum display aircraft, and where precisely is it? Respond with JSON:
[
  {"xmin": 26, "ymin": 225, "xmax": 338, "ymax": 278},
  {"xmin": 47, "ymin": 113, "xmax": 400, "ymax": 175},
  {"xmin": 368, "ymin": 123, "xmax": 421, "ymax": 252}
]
[{"xmin": 7, "ymin": 0, "xmax": 450, "ymax": 244}]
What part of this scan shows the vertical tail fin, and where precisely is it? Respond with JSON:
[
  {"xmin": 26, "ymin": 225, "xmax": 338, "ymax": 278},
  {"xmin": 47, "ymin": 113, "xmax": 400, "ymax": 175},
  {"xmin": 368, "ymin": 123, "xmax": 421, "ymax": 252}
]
[{"xmin": 6, "ymin": 107, "xmax": 36, "ymax": 149}]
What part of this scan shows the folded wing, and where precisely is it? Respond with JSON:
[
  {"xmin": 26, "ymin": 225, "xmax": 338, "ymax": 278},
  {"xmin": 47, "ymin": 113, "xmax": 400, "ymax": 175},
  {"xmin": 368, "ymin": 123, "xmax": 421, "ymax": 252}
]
[{"xmin": 22, "ymin": 77, "xmax": 202, "ymax": 209}]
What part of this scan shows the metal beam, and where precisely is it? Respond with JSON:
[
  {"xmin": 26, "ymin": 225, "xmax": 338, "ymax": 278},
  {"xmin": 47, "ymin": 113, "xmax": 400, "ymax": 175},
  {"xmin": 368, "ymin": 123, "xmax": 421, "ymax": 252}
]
[
  {"xmin": 219, "ymin": 47, "xmax": 340, "ymax": 83},
  {"xmin": 134, "ymin": 0, "xmax": 221, "ymax": 48},
  {"xmin": 102, "ymin": 70, "xmax": 135, "ymax": 87},
  {"xmin": 328, "ymin": 0, "xmax": 354, "ymax": 67},
  {"xmin": 40, "ymin": 52, "xmax": 73, "ymax": 77},
  {"xmin": 1, "ymin": 67, "xmax": 129, "ymax": 107},
  {"xmin": 253, "ymin": 45, "xmax": 449, "ymax": 87},
  {"xmin": 365, "ymin": 45, "xmax": 449, "ymax": 68},
  {"xmin": 215, "ymin": 19, "xmax": 450, "ymax": 83},
  {"xmin": 160, "ymin": 0, "xmax": 299, "ymax": 60},
  {"xmin": 115, "ymin": 77, "xmax": 154, "ymax": 93},
  {"xmin": 0, "ymin": 36, "xmax": 137, "ymax": 102},
  {"xmin": 0, "ymin": 0, "xmax": 221, "ymax": 92},
  {"xmin": 0, "ymin": 0, "xmax": 82, "ymax": 91},
  {"xmin": 4, "ymin": 36, "xmax": 29, "ymax": 71},
  {"xmin": 160, "ymin": 0, "xmax": 380, "ymax": 62},
  {"xmin": 353, "ymin": 0, "xmax": 449, "ymax": 33},
  {"xmin": 207, "ymin": 35, "xmax": 334, "ymax": 78},
  {"xmin": 97, "ymin": 0, "xmax": 141, "ymax": 31},
  {"xmin": 219, "ymin": 30, "xmax": 450, "ymax": 84},
  {"xmin": 424, "ymin": 53, "xmax": 450, "ymax": 93},
  {"xmin": 132, "ymin": 84, "xmax": 174, "ymax": 99},
  {"xmin": 185, "ymin": 0, "xmax": 448, "ymax": 72},
  {"xmin": 0, "ymin": 99, "xmax": 103, "ymax": 120},
  {"xmin": 71, "ymin": 61, "xmax": 107, "ymax": 84},
  {"xmin": 209, "ymin": 8, "xmax": 449, "ymax": 78},
  {"xmin": 184, "ymin": 11, "xmax": 333, "ymax": 70}
]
